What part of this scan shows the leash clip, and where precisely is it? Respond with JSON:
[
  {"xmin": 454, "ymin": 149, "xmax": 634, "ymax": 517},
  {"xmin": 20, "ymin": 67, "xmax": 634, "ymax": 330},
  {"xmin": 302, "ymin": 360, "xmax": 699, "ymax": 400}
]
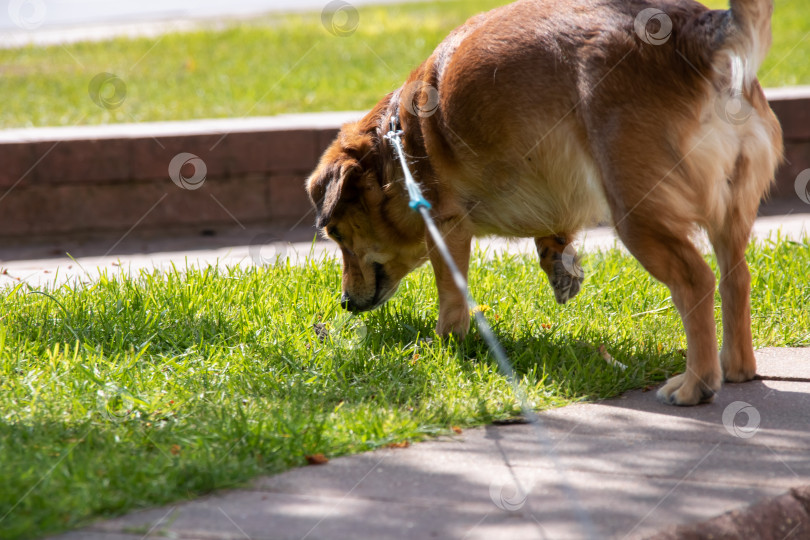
[
  {"xmin": 385, "ymin": 115, "xmax": 432, "ymax": 211},
  {"xmin": 384, "ymin": 117, "xmax": 404, "ymax": 142}
]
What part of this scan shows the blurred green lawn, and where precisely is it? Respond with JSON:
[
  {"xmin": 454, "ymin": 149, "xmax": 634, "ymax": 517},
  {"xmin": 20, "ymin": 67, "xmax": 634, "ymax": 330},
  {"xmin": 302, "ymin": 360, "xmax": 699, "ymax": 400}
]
[{"xmin": 0, "ymin": 0, "xmax": 807, "ymax": 128}]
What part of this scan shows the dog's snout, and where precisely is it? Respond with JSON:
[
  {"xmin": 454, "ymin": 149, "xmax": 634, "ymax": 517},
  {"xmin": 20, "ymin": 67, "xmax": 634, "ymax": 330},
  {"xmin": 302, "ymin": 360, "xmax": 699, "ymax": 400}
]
[{"xmin": 340, "ymin": 293, "xmax": 358, "ymax": 312}]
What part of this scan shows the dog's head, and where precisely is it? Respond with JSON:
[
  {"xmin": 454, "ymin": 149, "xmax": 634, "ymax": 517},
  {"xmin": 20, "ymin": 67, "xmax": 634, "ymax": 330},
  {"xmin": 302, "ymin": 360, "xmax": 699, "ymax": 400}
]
[{"xmin": 306, "ymin": 109, "xmax": 428, "ymax": 313}]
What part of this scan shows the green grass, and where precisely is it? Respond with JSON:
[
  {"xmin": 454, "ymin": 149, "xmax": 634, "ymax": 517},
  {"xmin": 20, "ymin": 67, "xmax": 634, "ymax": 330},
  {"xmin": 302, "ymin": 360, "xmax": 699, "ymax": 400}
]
[
  {"xmin": 0, "ymin": 0, "xmax": 807, "ymax": 128},
  {"xmin": 1, "ymin": 238, "xmax": 809, "ymax": 539}
]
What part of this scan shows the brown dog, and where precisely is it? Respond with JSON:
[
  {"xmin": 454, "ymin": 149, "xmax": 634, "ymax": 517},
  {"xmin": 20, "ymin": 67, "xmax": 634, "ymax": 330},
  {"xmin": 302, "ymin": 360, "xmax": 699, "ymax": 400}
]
[{"xmin": 306, "ymin": 0, "xmax": 783, "ymax": 406}]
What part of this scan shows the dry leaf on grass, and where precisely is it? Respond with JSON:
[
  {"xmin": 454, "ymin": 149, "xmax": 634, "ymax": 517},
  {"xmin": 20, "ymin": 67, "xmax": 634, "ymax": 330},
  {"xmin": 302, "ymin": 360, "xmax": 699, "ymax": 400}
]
[
  {"xmin": 385, "ymin": 441, "xmax": 410, "ymax": 449},
  {"xmin": 313, "ymin": 323, "xmax": 328, "ymax": 342},
  {"xmin": 305, "ymin": 454, "xmax": 329, "ymax": 465}
]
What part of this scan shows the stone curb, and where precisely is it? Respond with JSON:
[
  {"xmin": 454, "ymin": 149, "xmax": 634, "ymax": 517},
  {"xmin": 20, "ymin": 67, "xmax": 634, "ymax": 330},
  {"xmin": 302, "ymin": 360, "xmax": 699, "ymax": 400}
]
[
  {"xmin": 0, "ymin": 86, "xmax": 809, "ymax": 242},
  {"xmin": 0, "ymin": 112, "xmax": 363, "ymax": 242},
  {"xmin": 649, "ymin": 485, "xmax": 810, "ymax": 539}
]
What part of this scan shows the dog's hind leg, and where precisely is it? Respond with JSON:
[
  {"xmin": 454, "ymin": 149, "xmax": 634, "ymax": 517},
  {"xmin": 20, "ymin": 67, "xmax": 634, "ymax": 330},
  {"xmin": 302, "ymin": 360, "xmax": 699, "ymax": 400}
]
[
  {"xmin": 710, "ymin": 217, "xmax": 757, "ymax": 384},
  {"xmin": 708, "ymin": 159, "xmax": 763, "ymax": 383},
  {"xmin": 613, "ymin": 212, "xmax": 722, "ymax": 406},
  {"xmin": 534, "ymin": 234, "xmax": 583, "ymax": 305}
]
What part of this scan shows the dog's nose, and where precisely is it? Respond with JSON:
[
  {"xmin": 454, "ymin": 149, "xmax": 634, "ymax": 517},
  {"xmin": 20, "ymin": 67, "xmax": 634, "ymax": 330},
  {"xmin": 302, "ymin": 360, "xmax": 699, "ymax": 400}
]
[{"xmin": 340, "ymin": 293, "xmax": 357, "ymax": 312}]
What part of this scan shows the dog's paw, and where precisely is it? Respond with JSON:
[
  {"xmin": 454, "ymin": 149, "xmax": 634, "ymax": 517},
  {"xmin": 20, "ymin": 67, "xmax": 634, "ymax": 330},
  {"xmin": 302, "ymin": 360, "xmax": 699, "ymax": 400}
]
[
  {"xmin": 549, "ymin": 257, "xmax": 583, "ymax": 305},
  {"xmin": 721, "ymin": 350, "xmax": 757, "ymax": 383},
  {"xmin": 436, "ymin": 305, "xmax": 470, "ymax": 339},
  {"xmin": 656, "ymin": 372, "xmax": 721, "ymax": 406},
  {"xmin": 536, "ymin": 237, "xmax": 583, "ymax": 305},
  {"xmin": 723, "ymin": 365, "xmax": 757, "ymax": 383}
]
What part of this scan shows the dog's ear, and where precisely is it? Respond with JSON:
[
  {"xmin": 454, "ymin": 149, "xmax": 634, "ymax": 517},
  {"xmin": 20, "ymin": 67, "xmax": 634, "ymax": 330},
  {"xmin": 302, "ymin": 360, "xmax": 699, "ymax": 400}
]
[
  {"xmin": 308, "ymin": 119, "xmax": 381, "ymax": 229},
  {"xmin": 308, "ymin": 160, "xmax": 361, "ymax": 229}
]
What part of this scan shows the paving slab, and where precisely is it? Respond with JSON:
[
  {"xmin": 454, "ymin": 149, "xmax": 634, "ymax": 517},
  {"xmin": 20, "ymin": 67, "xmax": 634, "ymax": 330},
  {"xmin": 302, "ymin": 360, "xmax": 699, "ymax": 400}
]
[
  {"xmin": 755, "ymin": 347, "xmax": 810, "ymax": 380},
  {"xmin": 48, "ymin": 348, "xmax": 810, "ymax": 540},
  {"xmin": 4, "ymin": 214, "xmax": 810, "ymax": 291}
]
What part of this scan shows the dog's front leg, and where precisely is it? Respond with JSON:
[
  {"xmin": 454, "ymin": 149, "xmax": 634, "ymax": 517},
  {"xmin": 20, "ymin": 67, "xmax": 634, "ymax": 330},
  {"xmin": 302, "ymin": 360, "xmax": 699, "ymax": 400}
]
[{"xmin": 426, "ymin": 217, "xmax": 473, "ymax": 338}]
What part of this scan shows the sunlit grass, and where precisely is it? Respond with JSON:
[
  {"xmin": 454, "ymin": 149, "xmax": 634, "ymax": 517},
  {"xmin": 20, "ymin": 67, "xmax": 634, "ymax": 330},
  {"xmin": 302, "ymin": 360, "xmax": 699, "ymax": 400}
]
[{"xmin": 0, "ymin": 0, "xmax": 806, "ymax": 128}]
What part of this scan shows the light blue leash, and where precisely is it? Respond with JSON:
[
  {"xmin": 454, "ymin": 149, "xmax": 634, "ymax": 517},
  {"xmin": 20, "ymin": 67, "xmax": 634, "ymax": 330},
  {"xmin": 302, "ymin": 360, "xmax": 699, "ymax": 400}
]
[{"xmin": 385, "ymin": 115, "xmax": 597, "ymax": 540}]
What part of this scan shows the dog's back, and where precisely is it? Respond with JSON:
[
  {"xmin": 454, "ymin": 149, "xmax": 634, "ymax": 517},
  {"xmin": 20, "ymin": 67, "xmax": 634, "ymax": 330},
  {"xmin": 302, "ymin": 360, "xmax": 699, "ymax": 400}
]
[{"xmin": 412, "ymin": 0, "xmax": 782, "ymax": 238}]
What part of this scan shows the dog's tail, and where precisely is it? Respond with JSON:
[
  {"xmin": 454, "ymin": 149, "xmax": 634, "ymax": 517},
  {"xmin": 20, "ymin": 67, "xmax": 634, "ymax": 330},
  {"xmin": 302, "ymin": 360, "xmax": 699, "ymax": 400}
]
[{"xmin": 722, "ymin": 0, "xmax": 774, "ymax": 91}]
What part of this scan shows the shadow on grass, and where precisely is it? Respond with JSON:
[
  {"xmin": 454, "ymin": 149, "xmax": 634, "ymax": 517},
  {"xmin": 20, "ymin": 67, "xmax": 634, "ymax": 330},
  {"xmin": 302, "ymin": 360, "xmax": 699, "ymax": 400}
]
[{"xmin": 361, "ymin": 307, "xmax": 684, "ymax": 404}]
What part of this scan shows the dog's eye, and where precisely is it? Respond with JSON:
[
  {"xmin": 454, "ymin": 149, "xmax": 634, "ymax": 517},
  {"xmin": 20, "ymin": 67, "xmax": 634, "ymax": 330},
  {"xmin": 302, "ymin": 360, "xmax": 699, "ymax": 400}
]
[{"xmin": 326, "ymin": 227, "xmax": 343, "ymax": 243}]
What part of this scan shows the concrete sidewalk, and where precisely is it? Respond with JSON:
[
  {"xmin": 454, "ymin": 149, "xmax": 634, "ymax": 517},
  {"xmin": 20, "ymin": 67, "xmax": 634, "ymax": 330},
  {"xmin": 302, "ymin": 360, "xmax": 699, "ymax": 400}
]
[
  {"xmin": 2, "ymin": 213, "xmax": 809, "ymax": 291},
  {"xmin": 50, "ymin": 348, "xmax": 810, "ymax": 540}
]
